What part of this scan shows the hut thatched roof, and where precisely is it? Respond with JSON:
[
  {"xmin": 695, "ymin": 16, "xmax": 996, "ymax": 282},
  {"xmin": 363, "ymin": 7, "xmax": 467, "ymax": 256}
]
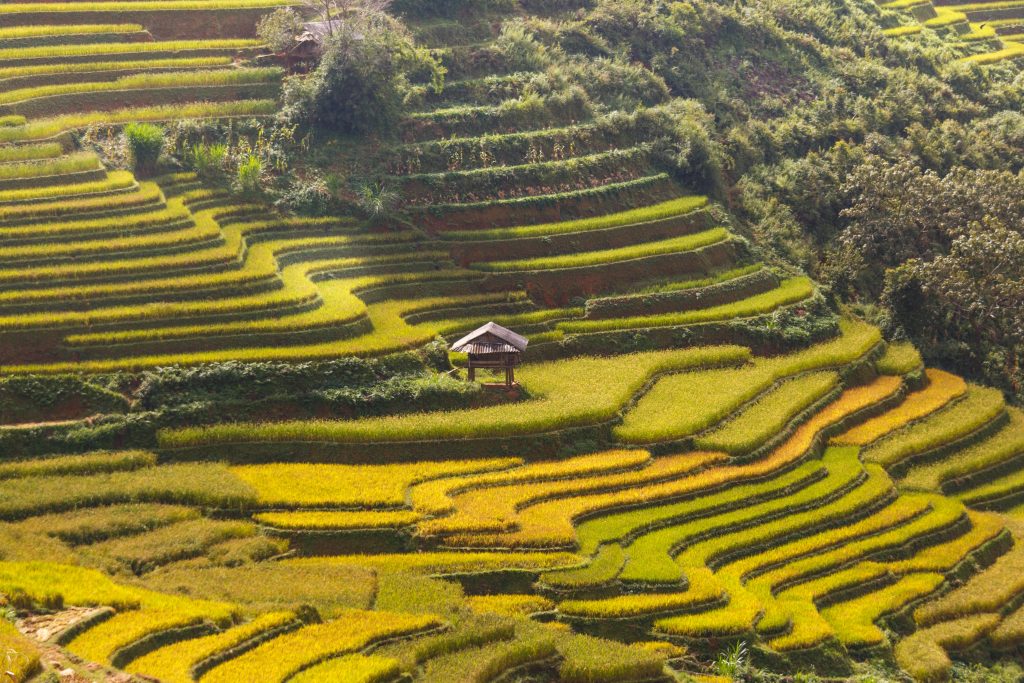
[{"xmin": 451, "ymin": 322, "xmax": 528, "ymax": 355}]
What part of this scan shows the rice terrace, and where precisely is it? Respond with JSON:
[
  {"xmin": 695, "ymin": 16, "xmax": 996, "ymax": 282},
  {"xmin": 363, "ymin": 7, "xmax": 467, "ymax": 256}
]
[{"xmin": 0, "ymin": 0, "xmax": 1023, "ymax": 681}]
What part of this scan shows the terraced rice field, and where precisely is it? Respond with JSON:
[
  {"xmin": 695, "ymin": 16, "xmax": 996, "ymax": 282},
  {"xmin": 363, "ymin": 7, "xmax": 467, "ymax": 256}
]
[
  {"xmin": 0, "ymin": 2, "xmax": 1023, "ymax": 683},
  {"xmin": 880, "ymin": 0, "xmax": 1024, "ymax": 63}
]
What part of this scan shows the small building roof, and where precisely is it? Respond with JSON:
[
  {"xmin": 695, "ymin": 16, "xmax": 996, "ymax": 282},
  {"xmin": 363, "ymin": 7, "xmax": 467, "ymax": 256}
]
[{"xmin": 451, "ymin": 322, "xmax": 528, "ymax": 354}]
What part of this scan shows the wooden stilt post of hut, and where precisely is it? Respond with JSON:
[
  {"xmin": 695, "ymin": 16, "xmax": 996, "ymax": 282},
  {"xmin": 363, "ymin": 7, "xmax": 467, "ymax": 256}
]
[{"xmin": 450, "ymin": 322, "xmax": 528, "ymax": 388}]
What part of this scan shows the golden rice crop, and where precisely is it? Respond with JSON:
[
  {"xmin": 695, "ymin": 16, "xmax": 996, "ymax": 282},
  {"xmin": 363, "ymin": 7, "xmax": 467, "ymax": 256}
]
[
  {"xmin": 285, "ymin": 551, "xmax": 581, "ymax": 575},
  {"xmin": 0, "ymin": 57, "xmax": 233, "ymax": 81},
  {"xmin": 0, "ymin": 561, "xmax": 235, "ymax": 622},
  {"xmin": 466, "ymin": 594, "xmax": 555, "ymax": 617},
  {"xmin": 902, "ymin": 408, "xmax": 1024, "ymax": 491},
  {"xmin": 199, "ymin": 610, "xmax": 442, "ymax": 683},
  {"xmin": 556, "ymin": 633, "xmax": 667, "ymax": 683},
  {"xmin": 894, "ymin": 614, "xmax": 1001, "ymax": 683},
  {"xmin": 617, "ymin": 320, "xmax": 885, "ymax": 444},
  {"xmin": 160, "ymin": 345, "xmax": 750, "ymax": 447},
  {"xmin": 442, "ymin": 195, "xmax": 709, "ymax": 241},
  {"xmin": 474, "ymin": 228, "xmax": 729, "ymax": 272},
  {"xmin": 653, "ymin": 579, "xmax": 761, "ymax": 637},
  {"xmin": 885, "ymin": 511, "xmax": 1006, "ymax": 574},
  {"xmin": 726, "ymin": 494, "xmax": 930, "ymax": 587},
  {"xmin": 0, "ymin": 619, "xmax": 39, "ymax": 683},
  {"xmin": 287, "ymin": 655, "xmax": 400, "ymax": 683},
  {"xmin": 60, "ymin": 254, "xmax": 448, "ymax": 343},
  {"xmin": 424, "ymin": 452, "xmax": 721, "ymax": 540},
  {"xmin": 68, "ymin": 609, "xmax": 223, "ymax": 664},
  {"xmin": 0, "ymin": 223, "xmax": 242, "ymax": 288},
  {"xmin": 863, "ymin": 385, "xmax": 1006, "ymax": 468},
  {"xmin": 540, "ymin": 543, "xmax": 626, "ymax": 590},
  {"xmin": 914, "ymin": 539, "xmax": 1024, "ymax": 626},
  {"xmin": 410, "ymin": 450, "xmax": 650, "ymax": 516},
  {"xmin": 820, "ymin": 572, "xmax": 945, "ymax": 647},
  {"xmin": 0, "ymin": 0, "xmax": 292, "ymax": 11},
  {"xmin": 0, "ymin": 24, "xmax": 142, "ymax": 39},
  {"xmin": 126, "ymin": 611, "xmax": 298, "ymax": 683},
  {"xmin": 672, "ymin": 462, "xmax": 895, "ymax": 576},
  {"xmin": 233, "ymin": 459, "xmax": 517, "ymax": 508},
  {"xmin": 558, "ymin": 579, "xmax": 723, "ymax": 618},
  {"xmin": 15, "ymin": 503, "xmax": 197, "ymax": 545},
  {"xmin": 765, "ymin": 563, "xmax": 889, "ymax": 650},
  {"xmin": 142, "ymin": 563, "xmax": 377, "ymax": 617},
  {"xmin": 0, "ymin": 141, "xmax": 62, "ymax": 163},
  {"xmin": 876, "ymin": 341, "xmax": 923, "ymax": 375},
  {"xmin": 0, "ymin": 67, "xmax": 282, "ymax": 106},
  {"xmin": 0, "ymin": 463, "xmax": 256, "ymax": 519},
  {"xmin": 0, "ymin": 169, "xmax": 135, "ymax": 204},
  {"xmin": 0, "ymin": 202, "xmax": 189, "ymax": 242},
  {"xmin": 417, "ymin": 633, "xmax": 558, "ymax": 683},
  {"xmin": 504, "ymin": 376, "xmax": 902, "ymax": 549},
  {"xmin": 694, "ymin": 371, "xmax": 839, "ymax": 455},
  {"xmin": 0, "ymin": 150, "xmax": 98, "ymax": 181},
  {"xmin": 558, "ymin": 277, "xmax": 815, "ymax": 334},
  {"xmin": 0, "ymin": 39, "xmax": 260, "ymax": 64},
  {"xmin": 80, "ymin": 518, "xmax": 256, "ymax": 572},
  {"xmin": 576, "ymin": 460, "xmax": 825, "ymax": 556},
  {"xmin": 749, "ymin": 494, "xmax": 963, "ymax": 593},
  {"xmin": 616, "ymin": 448, "xmax": 874, "ymax": 583},
  {"xmin": 836, "ymin": 369, "xmax": 967, "ymax": 446},
  {"xmin": 990, "ymin": 602, "xmax": 1024, "ymax": 648},
  {"xmin": 254, "ymin": 510, "xmax": 422, "ymax": 530},
  {"xmin": 0, "ymin": 99, "xmax": 278, "ymax": 143},
  {"xmin": 0, "ymin": 180, "xmax": 158, "ymax": 219},
  {"xmin": 0, "ymin": 450, "xmax": 154, "ymax": 479}
]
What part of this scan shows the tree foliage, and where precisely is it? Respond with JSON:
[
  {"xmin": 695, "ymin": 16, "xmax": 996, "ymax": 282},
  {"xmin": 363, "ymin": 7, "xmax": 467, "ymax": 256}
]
[{"xmin": 282, "ymin": 10, "xmax": 442, "ymax": 135}]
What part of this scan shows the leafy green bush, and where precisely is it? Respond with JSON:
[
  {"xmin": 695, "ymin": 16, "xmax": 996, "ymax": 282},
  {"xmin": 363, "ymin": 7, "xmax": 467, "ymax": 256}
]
[{"xmin": 123, "ymin": 123, "xmax": 165, "ymax": 177}]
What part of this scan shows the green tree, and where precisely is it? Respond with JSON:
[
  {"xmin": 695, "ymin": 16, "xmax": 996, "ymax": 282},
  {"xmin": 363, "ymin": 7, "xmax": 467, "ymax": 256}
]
[{"xmin": 283, "ymin": 11, "xmax": 442, "ymax": 135}]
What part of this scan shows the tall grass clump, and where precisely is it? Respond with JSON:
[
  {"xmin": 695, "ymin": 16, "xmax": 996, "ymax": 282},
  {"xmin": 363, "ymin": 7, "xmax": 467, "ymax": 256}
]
[{"xmin": 124, "ymin": 122, "xmax": 164, "ymax": 177}]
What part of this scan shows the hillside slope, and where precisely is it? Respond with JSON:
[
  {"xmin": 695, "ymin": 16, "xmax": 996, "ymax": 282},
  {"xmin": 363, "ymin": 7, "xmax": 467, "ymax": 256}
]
[{"xmin": 0, "ymin": 1, "xmax": 1021, "ymax": 682}]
